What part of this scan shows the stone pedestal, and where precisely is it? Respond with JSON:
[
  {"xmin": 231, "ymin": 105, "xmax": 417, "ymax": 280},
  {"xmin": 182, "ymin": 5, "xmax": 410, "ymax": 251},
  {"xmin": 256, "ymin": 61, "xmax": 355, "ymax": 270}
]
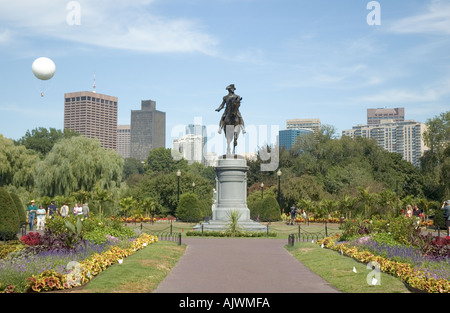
[{"xmin": 194, "ymin": 155, "xmax": 266, "ymax": 232}]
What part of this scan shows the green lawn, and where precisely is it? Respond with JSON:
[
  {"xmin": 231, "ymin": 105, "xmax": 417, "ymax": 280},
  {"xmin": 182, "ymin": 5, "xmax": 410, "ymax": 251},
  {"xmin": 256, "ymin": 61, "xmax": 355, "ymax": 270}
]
[
  {"xmin": 75, "ymin": 241, "xmax": 186, "ymax": 293},
  {"xmin": 286, "ymin": 242, "xmax": 412, "ymax": 293},
  {"xmin": 68, "ymin": 222, "xmax": 412, "ymax": 293},
  {"xmin": 126, "ymin": 220, "xmax": 342, "ymax": 239}
]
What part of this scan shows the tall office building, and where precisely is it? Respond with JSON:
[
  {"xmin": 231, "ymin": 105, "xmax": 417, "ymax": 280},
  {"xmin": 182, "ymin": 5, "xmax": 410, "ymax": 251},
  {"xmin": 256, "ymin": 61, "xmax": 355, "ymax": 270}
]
[
  {"xmin": 130, "ymin": 100, "xmax": 166, "ymax": 161},
  {"xmin": 342, "ymin": 119, "xmax": 428, "ymax": 167},
  {"xmin": 64, "ymin": 91, "xmax": 118, "ymax": 150},
  {"xmin": 367, "ymin": 107, "xmax": 404, "ymax": 125},
  {"xmin": 279, "ymin": 129, "xmax": 313, "ymax": 150},
  {"xmin": 286, "ymin": 118, "xmax": 321, "ymax": 133},
  {"xmin": 117, "ymin": 125, "xmax": 131, "ymax": 158}
]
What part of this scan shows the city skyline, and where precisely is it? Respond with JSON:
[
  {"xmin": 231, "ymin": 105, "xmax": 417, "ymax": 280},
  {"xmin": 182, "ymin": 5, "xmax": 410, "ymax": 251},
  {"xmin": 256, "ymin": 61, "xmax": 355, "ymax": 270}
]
[{"xmin": 0, "ymin": 1, "xmax": 449, "ymax": 155}]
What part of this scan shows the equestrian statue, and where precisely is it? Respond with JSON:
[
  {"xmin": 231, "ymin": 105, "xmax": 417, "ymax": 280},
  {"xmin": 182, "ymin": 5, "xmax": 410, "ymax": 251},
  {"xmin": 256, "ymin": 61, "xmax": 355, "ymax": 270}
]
[{"xmin": 216, "ymin": 84, "xmax": 246, "ymax": 155}]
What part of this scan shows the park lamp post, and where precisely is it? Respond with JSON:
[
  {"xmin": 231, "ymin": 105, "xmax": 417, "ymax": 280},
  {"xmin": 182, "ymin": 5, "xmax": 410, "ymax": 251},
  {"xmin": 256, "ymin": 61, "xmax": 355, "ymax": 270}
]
[
  {"xmin": 277, "ymin": 169, "xmax": 282, "ymax": 212},
  {"xmin": 192, "ymin": 182, "xmax": 196, "ymax": 193},
  {"xmin": 177, "ymin": 169, "xmax": 181, "ymax": 201},
  {"xmin": 261, "ymin": 182, "xmax": 264, "ymax": 200}
]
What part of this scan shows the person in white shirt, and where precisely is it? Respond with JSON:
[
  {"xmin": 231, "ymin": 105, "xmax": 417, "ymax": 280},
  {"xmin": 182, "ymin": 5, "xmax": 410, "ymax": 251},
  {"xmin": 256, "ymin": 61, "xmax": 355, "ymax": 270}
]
[
  {"xmin": 60, "ymin": 202, "xmax": 69, "ymax": 218},
  {"xmin": 73, "ymin": 203, "xmax": 83, "ymax": 216},
  {"xmin": 36, "ymin": 205, "xmax": 47, "ymax": 230}
]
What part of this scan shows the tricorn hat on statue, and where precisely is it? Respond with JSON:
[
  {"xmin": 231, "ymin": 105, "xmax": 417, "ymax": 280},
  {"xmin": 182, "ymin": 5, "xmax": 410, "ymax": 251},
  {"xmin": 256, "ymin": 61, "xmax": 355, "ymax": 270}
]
[{"xmin": 226, "ymin": 84, "xmax": 236, "ymax": 90}]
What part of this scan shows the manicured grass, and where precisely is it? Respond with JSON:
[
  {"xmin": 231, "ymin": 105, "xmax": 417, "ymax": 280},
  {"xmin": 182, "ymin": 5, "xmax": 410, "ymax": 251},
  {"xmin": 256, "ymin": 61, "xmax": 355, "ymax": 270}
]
[
  {"xmin": 128, "ymin": 221, "xmax": 342, "ymax": 239},
  {"xmin": 75, "ymin": 241, "xmax": 186, "ymax": 293},
  {"xmin": 286, "ymin": 242, "xmax": 412, "ymax": 293}
]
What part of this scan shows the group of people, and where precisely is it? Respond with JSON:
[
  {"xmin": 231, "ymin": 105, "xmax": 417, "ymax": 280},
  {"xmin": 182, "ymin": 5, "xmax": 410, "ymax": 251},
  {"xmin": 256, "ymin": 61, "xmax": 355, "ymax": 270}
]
[
  {"xmin": 26, "ymin": 200, "xmax": 90, "ymax": 231},
  {"xmin": 288, "ymin": 206, "xmax": 306, "ymax": 225},
  {"xmin": 403, "ymin": 204, "xmax": 423, "ymax": 218}
]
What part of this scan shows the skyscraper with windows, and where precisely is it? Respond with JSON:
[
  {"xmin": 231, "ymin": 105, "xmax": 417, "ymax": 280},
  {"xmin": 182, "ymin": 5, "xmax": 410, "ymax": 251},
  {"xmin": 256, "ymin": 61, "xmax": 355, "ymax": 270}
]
[
  {"xmin": 64, "ymin": 91, "xmax": 118, "ymax": 150},
  {"xmin": 342, "ymin": 119, "xmax": 428, "ymax": 167},
  {"xmin": 117, "ymin": 125, "xmax": 131, "ymax": 158},
  {"xmin": 286, "ymin": 118, "xmax": 321, "ymax": 133},
  {"xmin": 130, "ymin": 100, "xmax": 166, "ymax": 161},
  {"xmin": 367, "ymin": 107, "xmax": 404, "ymax": 125}
]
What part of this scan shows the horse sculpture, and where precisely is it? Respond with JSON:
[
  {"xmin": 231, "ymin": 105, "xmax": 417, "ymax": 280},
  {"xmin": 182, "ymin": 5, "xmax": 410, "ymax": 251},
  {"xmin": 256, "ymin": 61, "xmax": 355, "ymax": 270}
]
[{"xmin": 216, "ymin": 84, "xmax": 246, "ymax": 155}]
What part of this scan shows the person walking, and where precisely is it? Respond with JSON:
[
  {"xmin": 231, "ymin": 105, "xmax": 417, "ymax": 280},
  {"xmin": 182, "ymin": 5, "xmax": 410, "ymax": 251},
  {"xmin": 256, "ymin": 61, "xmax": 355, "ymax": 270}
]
[
  {"xmin": 82, "ymin": 202, "xmax": 90, "ymax": 218},
  {"xmin": 73, "ymin": 203, "xmax": 83, "ymax": 216},
  {"xmin": 60, "ymin": 202, "xmax": 69, "ymax": 218},
  {"xmin": 27, "ymin": 200, "xmax": 37, "ymax": 231},
  {"xmin": 36, "ymin": 204, "xmax": 47, "ymax": 231},
  {"xmin": 47, "ymin": 201, "xmax": 58, "ymax": 219},
  {"xmin": 290, "ymin": 206, "xmax": 298, "ymax": 225},
  {"xmin": 442, "ymin": 200, "xmax": 450, "ymax": 236}
]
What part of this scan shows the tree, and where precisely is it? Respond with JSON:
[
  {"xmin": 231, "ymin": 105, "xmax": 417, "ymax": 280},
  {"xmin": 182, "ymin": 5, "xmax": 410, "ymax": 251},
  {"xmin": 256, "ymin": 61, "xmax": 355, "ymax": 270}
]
[
  {"xmin": 0, "ymin": 135, "xmax": 40, "ymax": 189},
  {"xmin": 0, "ymin": 187, "xmax": 20, "ymax": 240},
  {"xmin": 34, "ymin": 136, "xmax": 123, "ymax": 197},
  {"xmin": 15, "ymin": 127, "xmax": 79, "ymax": 157},
  {"xmin": 259, "ymin": 195, "xmax": 281, "ymax": 221},
  {"xmin": 422, "ymin": 111, "xmax": 450, "ymax": 199},
  {"xmin": 122, "ymin": 158, "xmax": 145, "ymax": 181},
  {"xmin": 176, "ymin": 193, "xmax": 203, "ymax": 222},
  {"xmin": 146, "ymin": 147, "xmax": 188, "ymax": 174},
  {"xmin": 9, "ymin": 192, "xmax": 26, "ymax": 224}
]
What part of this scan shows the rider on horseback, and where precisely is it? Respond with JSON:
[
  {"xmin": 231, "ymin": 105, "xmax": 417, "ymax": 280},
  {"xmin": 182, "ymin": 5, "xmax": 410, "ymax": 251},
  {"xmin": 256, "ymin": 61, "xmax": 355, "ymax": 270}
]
[{"xmin": 216, "ymin": 84, "xmax": 246, "ymax": 135}]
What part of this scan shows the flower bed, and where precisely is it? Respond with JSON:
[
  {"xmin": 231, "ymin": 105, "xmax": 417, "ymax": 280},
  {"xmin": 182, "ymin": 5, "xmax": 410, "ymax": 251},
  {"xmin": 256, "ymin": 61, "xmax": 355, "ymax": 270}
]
[
  {"xmin": 317, "ymin": 234, "xmax": 450, "ymax": 293},
  {"xmin": 1, "ymin": 233, "xmax": 158, "ymax": 293}
]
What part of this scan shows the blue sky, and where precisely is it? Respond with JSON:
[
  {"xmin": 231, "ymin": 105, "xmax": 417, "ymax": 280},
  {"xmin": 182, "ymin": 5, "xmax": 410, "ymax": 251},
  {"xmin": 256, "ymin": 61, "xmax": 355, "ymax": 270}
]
[{"xmin": 0, "ymin": 0, "xmax": 449, "ymax": 155}]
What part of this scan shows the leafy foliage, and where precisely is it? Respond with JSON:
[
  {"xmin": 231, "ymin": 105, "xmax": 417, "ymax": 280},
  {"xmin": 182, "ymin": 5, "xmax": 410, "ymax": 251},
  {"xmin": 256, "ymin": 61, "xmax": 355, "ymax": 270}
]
[
  {"xmin": 176, "ymin": 193, "xmax": 204, "ymax": 222},
  {"xmin": 0, "ymin": 187, "xmax": 20, "ymax": 240},
  {"xmin": 34, "ymin": 136, "xmax": 123, "ymax": 197}
]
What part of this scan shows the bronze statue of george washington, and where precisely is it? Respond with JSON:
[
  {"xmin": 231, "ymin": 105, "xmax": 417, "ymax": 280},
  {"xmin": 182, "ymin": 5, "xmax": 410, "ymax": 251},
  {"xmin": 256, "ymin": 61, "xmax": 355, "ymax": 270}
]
[{"xmin": 215, "ymin": 84, "xmax": 246, "ymax": 154}]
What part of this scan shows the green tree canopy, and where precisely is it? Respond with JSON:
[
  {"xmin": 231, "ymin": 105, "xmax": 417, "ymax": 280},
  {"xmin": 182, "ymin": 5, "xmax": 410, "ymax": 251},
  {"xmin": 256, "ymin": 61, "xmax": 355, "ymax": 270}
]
[
  {"xmin": 15, "ymin": 127, "xmax": 79, "ymax": 157},
  {"xmin": 0, "ymin": 135, "xmax": 40, "ymax": 189},
  {"xmin": 34, "ymin": 136, "xmax": 123, "ymax": 197},
  {"xmin": 146, "ymin": 147, "xmax": 188, "ymax": 174}
]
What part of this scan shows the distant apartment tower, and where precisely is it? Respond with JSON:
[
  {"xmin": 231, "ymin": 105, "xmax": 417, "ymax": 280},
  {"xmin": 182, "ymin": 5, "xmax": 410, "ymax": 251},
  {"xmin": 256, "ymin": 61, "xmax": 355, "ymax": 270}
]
[
  {"xmin": 342, "ymin": 119, "xmax": 428, "ymax": 167},
  {"xmin": 130, "ymin": 100, "xmax": 166, "ymax": 161},
  {"xmin": 367, "ymin": 108, "xmax": 404, "ymax": 125},
  {"xmin": 173, "ymin": 134, "xmax": 203, "ymax": 165},
  {"xmin": 286, "ymin": 118, "xmax": 321, "ymax": 133},
  {"xmin": 186, "ymin": 124, "xmax": 207, "ymax": 165},
  {"xmin": 64, "ymin": 91, "xmax": 118, "ymax": 150},
  {"xmin": 279, "ymin": 128, "xmax": 313, "ymax": 150},
  {"xmin": 117, "ymin": 125, "xmax": 131, "ymax": 158},
  {"xmin": 172, "ymin": 124, "xmax": 207, "ymax": 165}
]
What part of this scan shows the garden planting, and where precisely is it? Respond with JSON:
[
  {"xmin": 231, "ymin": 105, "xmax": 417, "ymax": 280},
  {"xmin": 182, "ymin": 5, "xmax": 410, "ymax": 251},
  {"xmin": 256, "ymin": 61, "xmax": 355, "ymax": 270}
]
[
  {"xmin": 0, "ymin": 215, "xmax": 158, "ymax": 293},
  {"xmin": 316, "ymin": 215, "xmax": 449, "ymax": 293}
]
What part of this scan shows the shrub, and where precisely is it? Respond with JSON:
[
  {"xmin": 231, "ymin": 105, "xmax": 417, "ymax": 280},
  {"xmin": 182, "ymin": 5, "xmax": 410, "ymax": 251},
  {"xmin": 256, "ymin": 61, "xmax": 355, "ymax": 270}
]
[
  {"xmin": 259, "ymin": 195, "xmax": 281, "ymax": 221},
  {"xmin": 0, "ymin": 187, "xmax": 20, "ymax": 241},
  {"xmin": 20, "ymin": 232, "xmax": 42, "ymax": 246},
  {"xmin": 176, "ymin": 193, "xmax": 203, "ymax": 222},
  {"xmin": 9, "ymin": 193, "xmax": 26, "ymax": 225}
]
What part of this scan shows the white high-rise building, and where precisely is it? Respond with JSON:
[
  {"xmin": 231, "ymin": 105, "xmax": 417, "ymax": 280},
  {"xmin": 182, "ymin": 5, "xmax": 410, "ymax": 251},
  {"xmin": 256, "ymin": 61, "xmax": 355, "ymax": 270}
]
[
  {"xmin": 173, "ymin": 134, "xmax": 204, "ymax": 165},
  {"xmin": 343, "ymin": 119, "xmax": 428, "ymax": 167}
]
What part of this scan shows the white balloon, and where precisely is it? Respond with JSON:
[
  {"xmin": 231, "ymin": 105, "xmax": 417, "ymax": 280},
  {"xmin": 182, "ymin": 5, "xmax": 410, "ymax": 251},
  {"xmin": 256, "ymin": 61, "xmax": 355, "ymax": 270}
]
[{"xmin": 32, "ymin": 57, "xmax": 56, "ymax": 80}]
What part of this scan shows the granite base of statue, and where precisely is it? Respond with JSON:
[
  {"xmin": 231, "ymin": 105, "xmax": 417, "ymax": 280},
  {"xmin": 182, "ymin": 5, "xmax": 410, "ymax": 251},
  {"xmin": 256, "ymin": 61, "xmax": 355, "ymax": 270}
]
[{"xmin": 193, "ymin": 154, "xmax": 267, "ymax": 232}]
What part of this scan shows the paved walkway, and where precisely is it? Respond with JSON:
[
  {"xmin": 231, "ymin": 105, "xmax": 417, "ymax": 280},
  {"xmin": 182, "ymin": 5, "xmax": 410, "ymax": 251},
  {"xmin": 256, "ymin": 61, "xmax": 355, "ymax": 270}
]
[{"xmin": 153, "ymin": 238, "xmax": 340, "ymax": 293}]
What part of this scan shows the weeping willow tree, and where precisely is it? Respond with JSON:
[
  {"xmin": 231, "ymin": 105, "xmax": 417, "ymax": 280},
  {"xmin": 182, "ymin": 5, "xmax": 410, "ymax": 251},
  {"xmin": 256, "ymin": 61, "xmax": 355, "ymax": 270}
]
[
  {"xmin": 0, "ymin": 134, "xmax": 40, "ymax": 189},
  {"xmin": 34, "ymin": 136, "xmax": 124, "ymax": 197}
]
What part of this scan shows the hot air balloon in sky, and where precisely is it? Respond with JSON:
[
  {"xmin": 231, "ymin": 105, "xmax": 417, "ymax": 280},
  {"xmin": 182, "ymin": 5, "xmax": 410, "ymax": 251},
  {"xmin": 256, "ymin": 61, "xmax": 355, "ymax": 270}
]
[{"xmin": 32, "ymin": 57, "xmax": 56, "ymax": 96}]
